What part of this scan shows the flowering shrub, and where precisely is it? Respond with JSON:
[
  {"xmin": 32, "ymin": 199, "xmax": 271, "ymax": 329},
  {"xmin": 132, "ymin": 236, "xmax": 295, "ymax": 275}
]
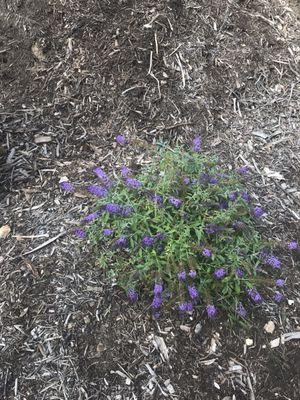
[{"xmin": 61, "ymin": 140, "xmax": 295, "ymax": 321}]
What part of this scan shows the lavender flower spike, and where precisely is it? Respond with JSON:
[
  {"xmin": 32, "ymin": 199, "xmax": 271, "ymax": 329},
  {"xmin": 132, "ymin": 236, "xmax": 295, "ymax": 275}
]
[
  {"xmin": 93, "ymin": 167, "xmax": 112, "ymax": 188},
  {"xmin": 237, "ymin": 166, "xmax": 249, "ymax": 174},
  {"xmin": 206, "ymin": 304, "xmax": 217, "ymax": 318},
  {"xmin": 83, "ymin": 211, "xmax": 100, "ymax": 223},
  {"xmin": 105, "ymin": 203, "xmax": 121, "ymax": 214},
  {"xmin": 121, "ymin": 166, "xmax": 130, "ymax": 178},
  {"xmin": 125, "ymin": 177, "xmax": 142, "ymax": 189},
  {"xmin": 116, "ymin": 135, "xmax": 126, "ymax": 145},
  {"xmin": 102, "ymin": 229, "xmax": 113, "ymax": 236},
  {"xmin": 202, "ymin": 248, "xmax": 212, "ymax": 258},
  {"xmin": 192, "ymin": 136, "xmax": 201, "ymax": 152},
  {"xmin": 60, "ymin": 181, "xmax": 75, "ymax": 192},
  {"xmin": 169, "ymin": 196, "xmax": 182, "ymax": 208},
  {"xmin": 247, "ymin": 288, "xmax": 263, "ymax": 303},
  {"xmin": 151, "ymin": 296, "xmax": 163, "ymax": 309},
  {"xmin": 275, "ymin": 279, "xmax": 285, "ymax": 287},
  {"xmin": 287, "ymin": 241, "xmax": 298, "ymax": 250},
  {"xmin": 252, "ymin": 206, "xmax": 265, "ymax": 218},
  {"xmin": 267, "ymin": 255, "xmax": 281, "ymax": 269},
  {"xmin": 74, "ymin": 229, "xmax": 86, "ymax": 238},
  {"xmin": 214, "ymin": 268, "xmax": 226, "ymax": 279},
  {"xmin": 115, "ymin": 236, "xmax": 128, "ymax": 248},
  {"xmin": 188, "ymin": 285, "xmax": 199, "ymax": 300},
  {"xmin": 87, "ymin": 185, "xmax": 108, "ymax": 198},
  {"xmin": 236, "ymin": 302, "xmax": 247, "ymax": 318},
  {"xmin": 189, "ymin": 270, "xmax": 197, "ymax": 278},
  {"xmin": 177, "ymin": 271, "xmax": 186, "ymax": 281},
  {"xmin": 274, "ymin": 292, "xmax": 284, "ymax": 303},
  {"xmin": 154, "ymin": 283, "xmax": 163, "ymax": 296},
  {"xmin": 127, "ymin": 288, "xmax": 138, "ymax": 302},
  {"xmin": 142, "ymin": 236, "xmax": 155, "ymax": 248}
]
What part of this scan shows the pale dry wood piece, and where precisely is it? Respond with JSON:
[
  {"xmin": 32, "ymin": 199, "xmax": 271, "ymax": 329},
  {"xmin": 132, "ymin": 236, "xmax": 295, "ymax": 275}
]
[
  {"xmin": 22, "ymin": 231, "xmax": 66, "ymax": 256},
  {"xmin": 0, "ymin": 225, "xmax": 11, "ymax": 238},
  {"xmin": 153, "ymin": 335, "xmax": 169, "ymax": 362},
  {"xmin": 282, "ymin": 331, "xmax": 300, "ymax": 342}
]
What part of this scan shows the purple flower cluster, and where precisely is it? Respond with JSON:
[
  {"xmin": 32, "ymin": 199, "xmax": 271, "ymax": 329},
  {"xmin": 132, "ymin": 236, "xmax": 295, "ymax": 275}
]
[
  {"xmin": 235, "ymin": 268, "xmax": 244, "ymax": 278},
  {"xmin": 237, "ymin": 166, "xmax": 249, "ymax": 174},
  {"xmin": 127, "ymin": 288, "xmax": 138, "ymax": 302},
  {"xmin": 83, "ymin": 211, "xmax": 101, "ymax": 223},
  {"xmin": 247, "ymin": 288, "xmax": 263, "ymax": 303},
  {"xmin": 105, "ymin": 203, "xmax": 133, "ymax": 217},
  {"xmin": 240, "ymin": 191, "xmax": 251, "ymax": 202},
  {"xmin": 60, "ymin": 181, "xmax": 75, "ymax": 192},
  {"xmin": 142, "ymin": 236, "xmax": 155, "ymax": 248},
  {"xmin": 168, "ymin": 196, "xmax": 182, "ymax": 208},
  {"xmin": 93, "ymin": 167, "xmax": 112, "ymax": 188},
  {"xmin": 232, "ymin": 221, "xmax": 246, "ymax": 231},
  {"xmin": 178, "ymin": 301, "xmax": 194, "ymax": 312},
  {"xmin": 87, "ymin": 185, "xmax": 108, "ymax": 197},
  {"xmin": 151, "ymin": 296, "xmax": 163, "ymax": 309},
  {"xmin": 236, "ymin": 302, "xmax": 247, "ymax": 318},
  {"xmin": 183, "ymin": 177, "xmax": 190, "ymax": 185},
  {"xmin": 74, "ymin": 228, "xmax": 86, "ymax": 238},
  {"xmin": 209, "ymin": 177, "xmax": 218, "ymax": 185},
  {"xmin": 229, "ymin": 192, "xmax": 238, "ymax": 201},
  {"xmin": 214, "ymin": 268, "xmax": 226, "ymax": 279},
  {"xmin": 202, "ymin": 248, "xmax": 212, "ymax": 258},
  {"xmin": 154, "ymin": 283, "xmax": 163, "ymax": 296},
  {"xmin": 252, "ymin": 206, "xmax": 265, "ymax": 218},
  {"xmin": 121, "ymin": 166, "xmax": 130, "ymax": 178},
  {"xmin": 116, "ymin": 135, "xmax": 126, "ymax": 145},
  {"xmin": 206, "ymin": 304, "xmax": 217, "ymax": 318},
  {"xmin": 115, "ymin": 236, "xmax": 128, "ymax": 248},
  {"xmin": 103, "ymin": 228, "xmax": 113, "ymax": 236},
  {"xmin": 125, "ymin": 177, "xmax": 142, "ymax": 189},
  {"xmin": 266, "ymin": 255, "xmax": 281, "ymax": 269},
  {"xmin": 275, "ymin": 279, "xmax": 285, "ymax": 287},
  {"xmin": 177, "ymin": 271, "xmax": 187, "ymax": 281},
  {"xmin": 192, "ymin": 136, "xmax": 201, "ymax": 152},
  {"xmin": 189, "ymin": 270, "xmax": 197, "ymax": 278},
  {"xmin": 188, "ymin": 285, "xmax": 199, "ymax": 300},
  {"xmin": 204, "ymin": 224, "xmax": 221, "ymax": 235},
  {"xmin": 287, "ymin": 241, "xmax": 298, "ymax": 250},
  {"xmin": 274, "ymin": 292, "xmax": 284, "ymax": 303}
]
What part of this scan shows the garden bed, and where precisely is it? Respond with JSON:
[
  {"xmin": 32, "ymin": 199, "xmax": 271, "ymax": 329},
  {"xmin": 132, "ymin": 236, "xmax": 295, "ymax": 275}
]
[{"xmin": 0, "ymin": 0, "xmax": 299, "ymax": 399}]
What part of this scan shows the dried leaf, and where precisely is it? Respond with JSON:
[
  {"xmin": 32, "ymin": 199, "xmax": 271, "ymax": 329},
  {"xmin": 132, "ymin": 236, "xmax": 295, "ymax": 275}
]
[{"xmin": 0, "ymin": 225, "xmax": 11, "ymax": 238}]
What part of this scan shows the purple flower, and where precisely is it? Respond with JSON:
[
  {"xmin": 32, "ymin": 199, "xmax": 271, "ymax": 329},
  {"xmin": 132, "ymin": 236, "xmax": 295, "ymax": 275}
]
[
  {"xmin": 287, "ymin": 241, "xmax": 298, "ymax": 250},
  {"xmin": 236, "ymin": 302, "xmax": 247, "ymax": 318},
  {"xmin": 102, "ymin": 228, "xmax": 113, "ymax": 236},
  {"xmin": 240, "ymin": 191, "xmax": 251, "ymax": 202},
  {"xmin": 177, "ymin": 271, "xmax": 186, "ymax": 281},
  {"xmin": 115, "ymin": 236, "xmax": 128, "ymax": 248},
  {"xmin": 152, "ymin": 311, "xmax": 160, "ymax": 319},
  {"xmin": 189, "ymin": 270, "xmax": 197, "ymax": 278},
  {"xmin": 87, "ymin": 185, "xmax": 108, "ymax": 197},
  {"xmin": 237, "ymin": 166, "xmax": 249, "ymax": 174},
  {"xmin": 74, "ymin": 229, "xmax": 86, "ymax": 238},
  {"xmin": 229, "ymin": 192, "xmax": 238, "ymax": 201},
  {"xmin": 178, "ymin": 302, "xmax": 193, "ymax": 312},
  {"xmin": 183, "ymin": 177, "xmax": 190, "ymax": 185},
  {"xmin": 232, "ymin": 221, "xmax": 246, "ymax": 231},
  {"xmin": 105, "ymin": 203, "xmax": 121, "ymax": 214},
  {"xmin": 219, "ymin": 200, "xmax": 228, "ymax": 210},
  {"xmin": 214, "ymin": 268, "xmax": 226, "ymax": 279},
  {"xmin": 247, "ymin": 288, "xmax": 263, "ymax": 303},
  {"xmin": 125, "ymin": 177, "xmax": 142, "ymax": 189},
  {"xmin": 192, "ymin": 136, "xmax": 201, "ymax": 152},
  {"xmin": 154, "ymin": 283, "xmax": 163, "ymax": 296},
  {"xmin": 274, "ymin": 291, "xmax": 284, "ymax": 303},
  {"xmin": 206, "ymin": 304, "xmax": 217, "ymax": 318},
  {"xmin": 151, "ymin": 296, "xmax": 163, "ymax": 309},
  {"xmin": 121, "ymin": 166, "xmax": 131, "ymax": 178},
  {"xmin": 127, "ymin": 288, "xmax": 138, "ymax": 302},
  {"xmin": 202, "ymin": 248, "xmax": 212, "ymax": 258},
  {"xmin": 236, "ymin": 268, "xmax": 244, "ymax": 278},
  {"xmin": 142, "ymin": 236, "xmax": 155, "ymax": 248},
  {"xmin": 266, "ymin": 255, "xmax": 281, "ymax": 269},
  {"xmin": 204, "ymin": 224, "xmax": 221, "ymax": 234},
  {"xmin": 83, "ymin": 211, "xmax": 100, "ymax": 223},
  {"xmin": 60, "ymin": 181, "xmax": 75, "ymax": 192},
  {"xmin": 275, "ymin": 279, "xmax": 285, "ymax": 287},
  {"xmin": 120, "ymin": 206, "xmax": 133, "ymax": 217},
  {"xmin": 252, "ymin": 206, "xmax": 265, "ymax": 218},
  {"xmin": 93, "ymin": 167, "xmax": 112, "ymax": 188},
  {"xmin": 116, "ymin": 135, "xmax": 126, "ymax": 145},
  {"xmin": 168, "ymin": 196, "xmax": 182, "ymax": 208},
  {"xmin": 188, "ymin": 285, "xmax": 199, "ymax": 300},
  {"xmin": 209, "ymin": 177, "xmax": 219, "ymax": 185},
  {"xmin": 155, "ymin": 233, "xmax": 164, "ymax": 241}
]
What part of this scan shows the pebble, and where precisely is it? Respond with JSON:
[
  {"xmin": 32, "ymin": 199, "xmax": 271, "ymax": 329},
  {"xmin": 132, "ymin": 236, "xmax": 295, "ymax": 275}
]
[
  {"xmin": 264, "ymin": 321, "xmax": 275, "ymax": 334},
  {"xmin": 245, "ymin": 338, "xmax": 254, "ymax": 346}
]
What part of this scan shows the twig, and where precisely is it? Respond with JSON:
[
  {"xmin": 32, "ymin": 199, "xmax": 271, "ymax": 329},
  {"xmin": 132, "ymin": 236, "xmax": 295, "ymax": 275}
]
[{"xmin": 22, "ymin": 231, "xmax": 66, "ymax": 256}]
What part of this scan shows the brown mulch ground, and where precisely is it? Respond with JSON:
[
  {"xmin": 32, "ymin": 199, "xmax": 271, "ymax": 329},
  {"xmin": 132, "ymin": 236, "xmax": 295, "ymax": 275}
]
[{"xmin": 0, "ymin": 0, "xmax": 300, "ymax": 399}]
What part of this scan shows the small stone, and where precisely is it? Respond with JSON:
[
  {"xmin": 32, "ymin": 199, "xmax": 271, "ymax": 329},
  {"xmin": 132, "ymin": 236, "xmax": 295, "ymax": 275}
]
[
  {"xmin": 287, "ymin": 299, "xmax": 295, "ymax": 306},
  {"xmin": 194, "ymin": 322, "xmax": 202, "ymax": 335},
  {"xmin": 264, "ymin": 321, "xmax": 275, "ymax": 334},
  {"xmin": 180, "ymin": 325, "xmax": 191, "ymax": 333},
  {"xmin": 245, "ymin": 338, "xmax": 254, "ymax": 346},
  {"xmin": 0, "ymin": 225, "xmax": 11, "ymax": 238},
  {"xmin": 270, "ymin": 337, "xmax": 280, "ymax": 348}
]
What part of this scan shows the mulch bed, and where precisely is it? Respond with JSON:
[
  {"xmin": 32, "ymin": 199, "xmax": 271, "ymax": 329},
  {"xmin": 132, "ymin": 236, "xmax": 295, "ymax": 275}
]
[{"xmin": 0, "ymin": 0, "xmax": 299, "ymax": 399}]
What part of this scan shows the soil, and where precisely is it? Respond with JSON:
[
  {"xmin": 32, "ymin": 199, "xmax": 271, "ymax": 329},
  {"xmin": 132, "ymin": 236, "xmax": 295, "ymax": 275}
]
[{"xmin": 0, "ymin": 0, "xmax": 300, "ymax": 399}]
